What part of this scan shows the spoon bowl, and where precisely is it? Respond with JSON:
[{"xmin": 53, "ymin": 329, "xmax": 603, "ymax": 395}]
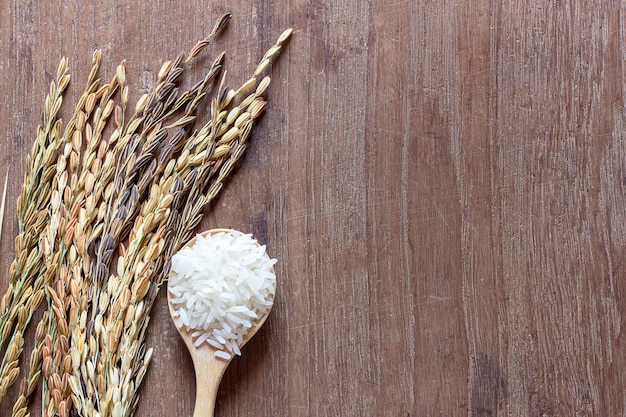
[{"xmin": 167, "ymin": 228, "xmax": 275, "ymax": 417}]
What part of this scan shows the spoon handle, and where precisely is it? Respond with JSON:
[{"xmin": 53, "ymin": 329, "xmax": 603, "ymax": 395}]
[{"xmin": 192, "ymin": 352, "xmax": 230, "ymax": 417}]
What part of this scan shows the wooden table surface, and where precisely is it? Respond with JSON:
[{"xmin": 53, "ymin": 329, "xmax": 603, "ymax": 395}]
[{"xmin": 0, "ymin": 1, "xmax": 625, "ymax": 416}]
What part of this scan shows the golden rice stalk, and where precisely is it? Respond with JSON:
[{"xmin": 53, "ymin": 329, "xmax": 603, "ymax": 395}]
[
  {"xmin": 41, "ymin": 53, "xmax": 125, "ymax": 417},
  {"xmin": 0, "ymin": 59, "xmax": 70, "ymax": 405},
  {"xmin": 11, "ymin": 312, "xmax": 49, "ymax": 417}
]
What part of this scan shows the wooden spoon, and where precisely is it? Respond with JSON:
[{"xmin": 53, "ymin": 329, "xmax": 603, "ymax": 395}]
[{"xmin": 167, "ymin": 228, "xmax": 275, "ymax": 417}]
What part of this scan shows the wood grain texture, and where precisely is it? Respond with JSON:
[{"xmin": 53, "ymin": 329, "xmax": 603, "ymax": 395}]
[{"xmin": 0, "ymin": 0, "xmax": 625, "ymax": 416}]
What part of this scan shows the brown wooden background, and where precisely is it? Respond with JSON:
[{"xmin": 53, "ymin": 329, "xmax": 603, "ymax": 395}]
[{"xmin": 0, "ymin": 0, "xmax": 625, "ymax": 416}]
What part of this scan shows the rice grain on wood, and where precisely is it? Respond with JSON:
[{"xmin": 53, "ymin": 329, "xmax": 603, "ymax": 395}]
[{"xmin": 169, "ymin": 230, "xmax": 277, "ymax": 360}]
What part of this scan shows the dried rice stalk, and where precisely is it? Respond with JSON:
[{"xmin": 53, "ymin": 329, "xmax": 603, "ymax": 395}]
[
  {"xmin": 0, "ymin": 169, "xmax": 8, "ymax": 243},
  {"xmin": 0, "ymin": 59, "xmax": 70, "ymax": 404},
  {"xmin": 41, "ymin": 56, "xmax": 121, "ymax": 417}
]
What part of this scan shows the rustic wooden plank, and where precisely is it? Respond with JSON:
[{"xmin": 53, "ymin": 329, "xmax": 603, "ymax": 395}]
[
  {"xmin": 494, "ymin": 3, "xmax": 626, "ymax": 415},
  {"xmin": 0, "ymin": 0, "xmax": 625, "ymax": 416}
]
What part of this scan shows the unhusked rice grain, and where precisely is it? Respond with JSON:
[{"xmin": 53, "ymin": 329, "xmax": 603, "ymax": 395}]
[{"xmin": 169, "ymin": 229, "xmax": 277, "ymax": 360}]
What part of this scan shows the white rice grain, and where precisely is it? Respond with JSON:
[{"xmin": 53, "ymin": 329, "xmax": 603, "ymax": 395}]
[{"xmin": 169, "ymin": 229, "xmax": 277, "ymax": 360}]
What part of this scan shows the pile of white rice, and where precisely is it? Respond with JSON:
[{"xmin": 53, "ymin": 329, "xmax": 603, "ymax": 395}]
[{"xmin": 168, "ymin": 229, "xmax": 277, "ymax": 360}]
